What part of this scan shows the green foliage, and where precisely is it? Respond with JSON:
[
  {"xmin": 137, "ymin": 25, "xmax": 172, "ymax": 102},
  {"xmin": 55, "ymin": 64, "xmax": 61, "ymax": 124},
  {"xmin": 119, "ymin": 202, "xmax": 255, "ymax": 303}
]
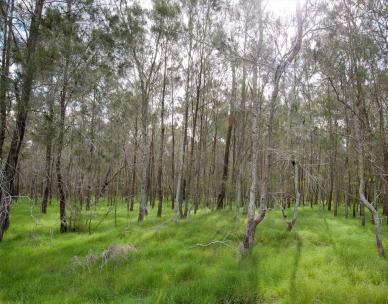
[{"xmin": 0, "ymin": 200, "xmax": 387, "ymax": 303}]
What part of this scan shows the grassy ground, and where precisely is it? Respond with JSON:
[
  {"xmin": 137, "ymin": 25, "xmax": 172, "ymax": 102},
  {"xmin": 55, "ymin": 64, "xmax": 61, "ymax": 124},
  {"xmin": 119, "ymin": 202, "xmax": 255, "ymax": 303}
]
[{"xmin": 0, "ymin": 199, "xmax": 387, "ymax": 304}]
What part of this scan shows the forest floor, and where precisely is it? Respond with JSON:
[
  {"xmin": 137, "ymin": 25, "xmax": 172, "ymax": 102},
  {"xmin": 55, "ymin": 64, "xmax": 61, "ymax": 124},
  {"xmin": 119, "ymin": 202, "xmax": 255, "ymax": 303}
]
[{"xmin": 0, "ymin": 199, "xmax": 388, "ymax": 304}]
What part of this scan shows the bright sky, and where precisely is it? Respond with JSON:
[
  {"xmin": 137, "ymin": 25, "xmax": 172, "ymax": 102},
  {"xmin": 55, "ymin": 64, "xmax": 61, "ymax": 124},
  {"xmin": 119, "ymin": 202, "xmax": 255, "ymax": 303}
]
[
  {"xmin": 137, "ymin": 0, "xmax": 302, "ymax": 15},
  {"xmin": 265, "ymin": 0, "xmax": 303, "ymax": 16},
  {"xmin": 265, "ymin": 0, "xmax": 301, "ymax": 15}
]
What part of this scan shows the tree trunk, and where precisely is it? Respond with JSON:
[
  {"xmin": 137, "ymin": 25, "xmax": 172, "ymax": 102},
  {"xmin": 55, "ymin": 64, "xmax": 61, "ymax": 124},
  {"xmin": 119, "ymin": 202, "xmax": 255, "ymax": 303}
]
[
  {"xmin": 383, "ymin": 148, "xmax": 388, "ymax": 224},
  {"xmin": 288, "ymin": 161, "xmax": 301, "ymax": 231},
  {"xmin": 0, "ymin": 0, "xmax": 45, "ymax": 241},
  {"xmin": 184, "ymin": 56, "xmax": 203, "ymax": 218},
  {"xmin": 170, "ymin": 72, "xmax": 175, "ymax": 210},
  {"xmin": 352, "ymin": 55, "xmax": 384, "ymax": 256},
  {"xmin": 157, "ymin": 44, "xmax": 168, "ymax": 218},
  {"xmin": 217, "ymin": 65, "xmax": 236, "ymax": 209},
  {"xmin": 138, "ymin": 90, "xmax": 151, "ymax": 222},
  {"xmin": 193, "ymin": 83, "xmax": 205, "ymax": 214},
  {"xmin": 130, "ymin": 115, "xmax": 138, "ymax": 212},
  {"xmin": 56, "ymin": 0, "xmax": 73, "ymax": 233},
  {"xmin": 243, "ymin": 63, "xmax": 260, "ymax": 249},
  {"xmin": 85, "ymin": 91, "xmax": 96, "ymax": 211},
  {"xmin": 0, "ymin": 0, "xmax": 14, "ymax": 160},
  {"xmin": 243, "ymin": 1, "xmax": 303, "ymax": 250},
  {"xmin": 174, "ymin": 5, "xmax": 193, "ymax": 223},
  {"xmin": 236, "ymin": 31, "xmax": 247, "ymax": 223},
  {"xmin": 57, "ymin": 66, "xmax": 69, "ymax": 233},
  {"xmin": 41, "ymin": 94, "xmax": 54, "ymax": 214},
  {"xmin": 354, "ymin": 112, "xmax": 384, "ymax": 256}
]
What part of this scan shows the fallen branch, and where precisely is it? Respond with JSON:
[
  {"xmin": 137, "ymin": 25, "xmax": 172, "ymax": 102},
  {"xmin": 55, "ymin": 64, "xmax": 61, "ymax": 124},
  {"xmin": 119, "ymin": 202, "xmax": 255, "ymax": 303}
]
[
  {"xmin": 190, "ymin": 232, "xmax": 234, "ymax": 249},
  {"xmin": 191, "ymin": 240, "xmax": 234, "ymax": 249}
]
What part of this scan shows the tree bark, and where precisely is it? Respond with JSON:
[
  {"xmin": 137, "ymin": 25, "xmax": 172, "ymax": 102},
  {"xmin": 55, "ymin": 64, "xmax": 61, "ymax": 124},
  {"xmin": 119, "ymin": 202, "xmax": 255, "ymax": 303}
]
[
  {"xmin": 56, "ymin": 0, "xmax": 73, "ymax": 233},
  {"xmin": 130, "ymin": 115, "xmax": 138, "ymax": 212},
  {"xmin": 236, "ymin": 29, "xmax": 248, "ymax": 223},
  {"xmin": 354, "ymin": 105, "xmax": 384, "ymax": 257},
  {"xmin": 157, "ymin": 44, "xmax": 168, "ymax": 217},
  {"xmin": 0, "ymin": 0, "xmax": 14, "ymax": 160},
  {"xmin": 174, "ymin": 4, "xmax": 193, "ymax": 223},
  {"xmin": 137, "ymin": 93, "xmax": 151, "ymax": 222},
  {"xmin": 41, "ymin": 93, "xmax": 54, "ymax": 214},
  {"xmin": 170, "ymin": 69, "xmax": 175, "ymax": 210},
  {"xmin": 243, "ymin": 63, "xmax": 260, "ymax": 249},
  {"xmin": 0, "ymin": 0, "xmax": 45, "ymax": 241},
  {"xmin": 288, "ymin": 161, "xmax": 301, "ymax": 231},
  {"xmin": 217, "ymin": 65, "xmax": 236, "ymax": 209},
  {"xmin": 56, "ymin": 63, "xmax": 69, "ymax": 233},
  {"xmin": 85, "ymin": 90, "xmax": 96, "ymax": 211}
]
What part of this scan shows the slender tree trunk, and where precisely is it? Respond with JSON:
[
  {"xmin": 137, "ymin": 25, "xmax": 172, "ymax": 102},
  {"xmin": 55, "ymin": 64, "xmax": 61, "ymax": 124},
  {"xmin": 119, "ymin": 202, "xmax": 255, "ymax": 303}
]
[
  {"xmin": 149, "ymin": 119, "xmax": 156, "ymax": 210},
  {"xmin": 57, "ymin": 88, "xmax": 68, "ymax": 232},
  {"xmin": 243, "ymin": 63, "xmax": 260, "ymax": 249},
  {"xmin": 378, "ymin": 101, "xmax": 388, "ymax": 224},
  {"xmin": 57, "ymin": 0, "xmax": 73, "ymax": 233},
  {"xmin": 170, "ymin": 72, "xmax": 175, "ymax": 210},
  {"xmin": 157, "ymin": 44, "xmax": 168, "ymax": 218},
  {"xmin": 193, "ymin": 85, "xmax": 205, "ymax": 214},
  {"xmin": 206, "ymin": 109, "xmax": 217, "ymax": 209},
  {"xmin": 185, "ymin": 58, "xmax": 202, "ymax": 218},
  {"xmin": 85, "ymin": 92, "xmax": 96, "ymax": 211},
  {"xmin": 354, "ymin": 108, "xmax": 384, "ymax": 256},
  {"xmin": 0, "ymin": 0, "xmax": 45, "ymax": 241},
  {"xmin": 288, "ymin": 161, "xmax": 301, "ymax": 231},
  {"xmin": 57, "ymin": 65, "xmax": 69, "ymax": 233},
  {"xmin": 174, "ymin": 5, "xmax": 193, "ymax": 223},
  {"xmin": 344, "ymin": 112, "xmax": 351, "ymax": 218},
  {"xmin": 236, "ymin": 32, "xmax": 247, "ymax": 223},
  {"xmin": 0, "ymin": 0, "xmax": 14, "ymax": 160},
  {"xmin": 138, "ymin": 91, "xmax": 151, "ymax": 222},
  {"xmin": 350, "ymin": 51, "xmax": 384, "ymax": 255},
  {"xmin": 383, "ymin": 149, "xmax": 388, "ymax": 224},
  {"xmin": 217, "ymin": 65, "xmax": 236, "ymax": 209},
  {"xmin": 243, "ymin": 1, "xmax": 303, "ymax": 249},
  {"xmin": 175, "ymin": 93, "xmax": 189, "ymax": 222},
  {"xmin": 130, "ymin": 115, "xmax": 138, "ymax": 212},
  {"xmin": 41, "ymin": 95, "xmax": 54, "ymax": 213}
]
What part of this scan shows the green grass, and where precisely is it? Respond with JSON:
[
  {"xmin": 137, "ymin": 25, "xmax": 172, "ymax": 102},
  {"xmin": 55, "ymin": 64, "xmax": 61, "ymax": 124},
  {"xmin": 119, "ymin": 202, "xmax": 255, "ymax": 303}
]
[{"xmin": 0, "ymin": 199, "xmax": 387, "ymax": 303}]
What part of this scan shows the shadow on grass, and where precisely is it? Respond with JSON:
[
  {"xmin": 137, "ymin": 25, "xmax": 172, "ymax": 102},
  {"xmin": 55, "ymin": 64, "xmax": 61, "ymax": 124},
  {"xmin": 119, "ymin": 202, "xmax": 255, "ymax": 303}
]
[
  {"xmin": 289, "ymin": 233, "xmax": 302, "ymax": 303},
  {"xmin": 233, "ymin": 248, "xmax": 263, "ymax": 304}
]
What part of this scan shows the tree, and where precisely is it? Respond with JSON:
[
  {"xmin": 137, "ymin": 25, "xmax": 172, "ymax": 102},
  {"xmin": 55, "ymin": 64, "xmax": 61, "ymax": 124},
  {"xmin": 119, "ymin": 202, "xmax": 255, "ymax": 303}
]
[
  {"xmin": 0, "ymin": 0, "xmax": 45, "ymax": 241},
  {"xmin": 243, "ymin": 0, "xmax": 304, "ymax": 249}
]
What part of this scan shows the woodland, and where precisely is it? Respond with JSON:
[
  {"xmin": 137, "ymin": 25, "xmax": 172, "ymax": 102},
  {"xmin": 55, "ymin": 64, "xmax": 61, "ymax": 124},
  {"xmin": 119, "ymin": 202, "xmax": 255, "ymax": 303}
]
[{"xmin": 0, "ymin": 0, "xmax": 387, "ymax": 303}]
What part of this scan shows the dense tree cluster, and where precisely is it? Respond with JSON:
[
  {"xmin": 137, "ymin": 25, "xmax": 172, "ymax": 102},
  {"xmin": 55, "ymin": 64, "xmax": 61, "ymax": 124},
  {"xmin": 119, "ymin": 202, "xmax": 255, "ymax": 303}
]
[{"xmin": 0, "ymin": 0, "xmax": 387, "ymax": 256}]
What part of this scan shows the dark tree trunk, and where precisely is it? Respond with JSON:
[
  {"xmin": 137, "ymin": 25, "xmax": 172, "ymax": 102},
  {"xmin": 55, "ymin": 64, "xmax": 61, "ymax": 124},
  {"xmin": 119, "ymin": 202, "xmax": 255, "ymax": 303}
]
[
  {"xmin": 56, "ymin": 0, "xmax": 73, "ymax": 233},
  {"xmin": 86, "ymin": 89, "xmax": 97, "ymax": 211},
  {"xmin": 0, "ymin": 0, "xmax": 45, "ymax": 241},
  {"xmin": 41, "ymin": 101, "xmax": 53, "ymax": 214},
  {"xmin": 57, "ymin": 73, "xmax": 68, "ymax": 233},
  {"xmin": 383, "ymin": 149, "xmax": 388, "ymax": 224},
  {"xmin": 138, "ymin": 91, "xmax": 151, "ymax": 222},
  {"xmin": 170, "ymin": 73, "xmax": 175, "ymax": 210},
  {"xmin": 288, "ymin": 162, "xmax": 301, "ymax": 231},
  {"xmin": 216, "ymin": 116, "xmax": 233, "ymax": 209},
  {"xmin": 184, "ymin": 59, "xmax": 202, "ymax": 218},
  {"xmin": 130, "ymin": 115, "xmax": 138, "ymax": 212},
  {"xmin": 0, "ymin": 0, "xmax": 14, "ymax": 160},
  {"xmin": 157, "ymin": 44, "xmax": 168, "ymax": 218},
  {"xmin": 193, "ymin": 85, "xmax": 205, "ymax": 214},
  {"xmin": 217, "ymin": 65, "xmax": 236, "ymax": 210}
]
